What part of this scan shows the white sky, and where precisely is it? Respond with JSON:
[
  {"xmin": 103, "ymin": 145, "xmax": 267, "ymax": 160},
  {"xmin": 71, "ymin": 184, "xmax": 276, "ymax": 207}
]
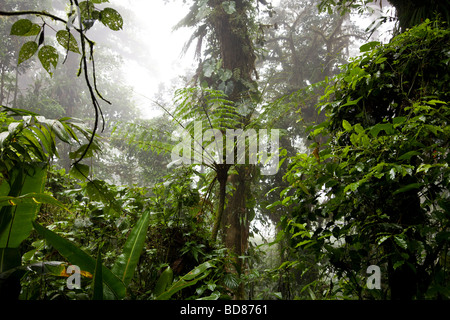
[{"xmin": 109, "ymin": 0, "xmax": 195, "ymax": 118}]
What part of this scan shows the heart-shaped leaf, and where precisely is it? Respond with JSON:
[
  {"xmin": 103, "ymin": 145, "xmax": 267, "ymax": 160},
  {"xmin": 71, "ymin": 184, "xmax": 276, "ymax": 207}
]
[
  {"xmin": 18, "ymin": 41, "xmax": 38, "ymax": 65},
  {"xmin": 56, "ymin": 30, "xmax": 80, "ymax": 54},
  {"xmin": 38, "ymin": 46, "xmax": 59, "ymax": 76},
  {"xmin": 100, "ymin": 8, "xmax": 123, "ymax": 31},
  {"xmin": 10, "ymin": 19, "xmax": 32, "ymax": 36}
]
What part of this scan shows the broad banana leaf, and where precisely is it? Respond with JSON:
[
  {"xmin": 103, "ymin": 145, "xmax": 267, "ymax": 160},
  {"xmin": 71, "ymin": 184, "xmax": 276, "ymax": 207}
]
[{"xmin": 111, "ymin": 211, "xmax": 151, "ymax": 287}]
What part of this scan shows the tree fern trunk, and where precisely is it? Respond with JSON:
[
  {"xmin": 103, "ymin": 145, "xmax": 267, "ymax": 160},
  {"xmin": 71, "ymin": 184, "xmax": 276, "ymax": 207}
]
[{"xmin": 211, "ymin": 164, "xmax": 229, "ymax": 241}]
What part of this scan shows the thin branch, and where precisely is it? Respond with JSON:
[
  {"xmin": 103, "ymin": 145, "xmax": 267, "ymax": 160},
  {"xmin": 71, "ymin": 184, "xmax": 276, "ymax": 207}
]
[{"xmin": 0, "ymin": 10, "xmax": 67, "ymax": 24}]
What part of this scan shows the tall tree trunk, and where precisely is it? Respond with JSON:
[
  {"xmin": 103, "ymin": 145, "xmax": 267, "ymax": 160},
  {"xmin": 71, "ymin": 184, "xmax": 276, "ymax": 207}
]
[
  {"xmin": 211, "ymin": 164, "xmax": 230, "ymax": 241},
  {"xmin": 222, "ymin": 165, "xmax": 253, "ymax": 299},
  {"xmin": 207, "ymin": 0, "xmax": 259, "ymax": 299},
  {"xmin": 209, "ymin": 0, "xmax": 258, "ymax": 102}
]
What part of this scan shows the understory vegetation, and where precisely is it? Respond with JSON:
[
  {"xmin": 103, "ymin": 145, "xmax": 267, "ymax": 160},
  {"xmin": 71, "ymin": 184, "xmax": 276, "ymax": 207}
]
[{"xmin": 0, "ymin": 0, "xmax": 449, "ymax": 300}]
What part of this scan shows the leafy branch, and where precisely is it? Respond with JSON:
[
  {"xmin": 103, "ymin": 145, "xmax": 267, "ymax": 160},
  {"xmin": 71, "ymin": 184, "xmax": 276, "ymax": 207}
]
[{"xmin": 0, "ymin": 0, "xmax": 123, "ymax": 166}]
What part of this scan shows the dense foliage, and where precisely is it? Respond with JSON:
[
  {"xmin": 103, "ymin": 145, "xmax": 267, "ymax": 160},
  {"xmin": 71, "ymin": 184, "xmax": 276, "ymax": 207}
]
[
  {"xmin": 0, "ymin": 0, "xmax": 448, "ymax": 301},
  {"xmin": 279, "ymin": 20, "xmax": 449, "ymax": 299}
]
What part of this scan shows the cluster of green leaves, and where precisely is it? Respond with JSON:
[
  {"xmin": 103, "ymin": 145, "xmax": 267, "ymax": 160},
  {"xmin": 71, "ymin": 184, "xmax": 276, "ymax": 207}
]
[
  {"xmin": 149, "ymin": 166, "xmax": 202, "ymax": 226},
  {"xmin": 0, "ymin": 103, "xmax": 229, "ymax": 300},
  {"xmin": 174, "ymin": 87, "xmax": 242, "ymax": 132},
  {"xmin": 318, "ymin": 0, "xmax": 450, "ymax": 32},
  {"xmin": 322, "ymin": 19, "xmax": 450, "ymax": 132},
  {"xmin": 0, "ymin": 106, "xmax": 97, "ymax": 299},
  {"xmin": 77, "ymin": 0, "xmax": 123, "ymax": 31},
  {"xmin": 107, "ymin": 116, "xmax": 175, "ymax": 186},
  {"xmin": 0, "ymin": 105, "xmax": 158, "ymax": 300},
  {"xmin": 10, "ymin": 1, "xmax": 122, "ymax": 76},
  {"xmin": 2, "ymin": 1, "xmax": 230, "ymax": 301},
  {"xmin": 276, "ymin": 20, "xmax": 450, "ymax": 299},
  {"xmin": 17, "ymin": 162, "xmax": 231, "ymax": 300},
  {"xmin": 0, "ymin": 107, "xmax": 95, "ymax": 171}
]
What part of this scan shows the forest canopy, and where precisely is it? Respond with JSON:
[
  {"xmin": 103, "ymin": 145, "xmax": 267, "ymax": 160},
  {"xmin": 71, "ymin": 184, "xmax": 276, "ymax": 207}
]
[{"xmin": 0, "ymin": 0, "xmax": 448, "ymax": 302}]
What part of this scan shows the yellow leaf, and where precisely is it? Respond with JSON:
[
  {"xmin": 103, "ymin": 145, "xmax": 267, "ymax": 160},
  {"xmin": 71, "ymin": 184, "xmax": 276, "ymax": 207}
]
[
  {"xmin": 59, "ymin": 266, "xmax": 93, "ymax": 278},
  {"xmin": 80, "ymin": 270, "xmax": 93, "ymax": 278},
  {"xmin": 312, "ymin": 147, "xmax": 320, "ymax": 163}
]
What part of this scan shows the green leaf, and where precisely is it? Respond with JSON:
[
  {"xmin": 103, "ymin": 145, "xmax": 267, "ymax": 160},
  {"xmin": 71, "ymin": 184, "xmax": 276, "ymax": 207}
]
[
  {"xmin": 154, "ymin": 266, "xmax": 174, "ymax": 297},
  {"xmin": 344, "ymin": 180, "xmax": 362, "ymax": 193},
  {"xmin": 0, "ymin": 193, "xmax": 68, "ymax": 212},
  {"xmin": 425, "ymin": 99, "xmax": 446, "ymax": 106},
  {"xmin": 223, "ymin": 272, "xmax": 240, "ymax": 290},
  {"xmin": 21, "ymin": 129, "xmax": 47, "ymax": 160},
  {"xmin": 369, "ymin": 123, "xmax": 394, "ymax": 138},
  {"xmin": 0, "ymin": 248, "xmax": 21, "ymax": 273},
  {"xmin": 394, "ymin": 236, "xmax": 407, "ymax": 250},
  {"xmin": 92, "ymin": 247, "xmax": 104, "ymax": 300},
  {"xmin": 18, "ymin": 41, "xmax": 38, "ymax": 65},
  {"xmin": 23, "ymin": 24, "xmax": 41, "ymax": 36},
  {"xmin": 342, "ymin": 97, "xmax": 362, "ymax": 107},
  {"xmin": 56, "ymin": 30, "xmax": 80, "ymax": 54},
  {"xmin": 295, "ymin": 239, "xmax": 314, "ymax": 248},
  {"xmin": 69, "ymin": 143, "xmax": 99, "ymax": 159},
  {"xmin": 69, "ymin": 163, "xmax": 90, "ymax": 180},
  {"xmin": 29, "ymin": 126, "xmax": 56, "ymax": 156},
  {"xmin": 398, "ymin": 151, "xmax": 421, "ymax": 161},
  {"xmin": 297, "ymin": 182, "xmax": 310, "ymax": 195},
  {"xmin": 375, "ymin": 56, "xmax": 387, "ymax": 64},
  {"xmin": 425, "ymin": 124, "xmax": 442, "ymax": 136},
  {"xmin": 100, "ymin": 8, "xmax": 123, "ymax": 31},
  {"xmin": 50, "ymin": 120, "xmax": 71, "ymax": 143},
  {"xmin": 342, "ymin": 119, "xmax": 352, "ymax": 131},
  {"xmin": 156, "ymin": 260, "xmax": 216, "ymax": 300},
  {"xmin": 38, "ymin": 46, "xmax": 59, "ymax": 75},
  {"xmin": 359, "ymin": 41, "xmax": 380, "ymax": 53},
  {"xmin": 0, "ymin": 131, "xmax": 9, "ymax": 148},
  {"xmin": 393, "ymin": 183, "xmax": 422, "ymax": 195},
  {"xmin": 350, "ymin": 133, "xmax": 359, "ymax": 146},
  {"xmin": 197, "ymin": 292, "xmax": 220, "ymax": 300},
  {"xmin": 32, "ymin": 221, "xmax": 126, "ymax": 299},
  {"xmin": 377, "ymin": 235, "xmax": 390, "ymax": 245},
  {"xmin": 266, "ymin": 200, "xmax": 281, "ymax": 210},
  {"xmin": 10, "ymin": 19, "xmax": 33, "ymax": 36},
  {"xmin": 393, "ymin": 117, "xmax": 406, "ymax": 127},
  {"xmin": 281, "ymin": 196, "xmax": 291, "ymax": 205},
  {"xmin": 182, "ymin": 260, "xmax": 215, "ymax": 280},
  {"xmin": 111, "ymin": 211, "xmax": 150, "ymax": 287},
  {"xmin": 354, "ymin": 123, "xmax": 364, "ymax": 134},
  {"xmin": 393, "ymin": 260, "xmax": 404, "ymax": 270},
  {"xmin": 79, "ymin": 1, "xmax": 96, "ymax": 22},
  {"xmin": 416, "ymin": 163, "xmax": 432, "ymax": 173},
  {"xmin": 0, "ymin": 165, "xmax": 47, "ymax": 248}
]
